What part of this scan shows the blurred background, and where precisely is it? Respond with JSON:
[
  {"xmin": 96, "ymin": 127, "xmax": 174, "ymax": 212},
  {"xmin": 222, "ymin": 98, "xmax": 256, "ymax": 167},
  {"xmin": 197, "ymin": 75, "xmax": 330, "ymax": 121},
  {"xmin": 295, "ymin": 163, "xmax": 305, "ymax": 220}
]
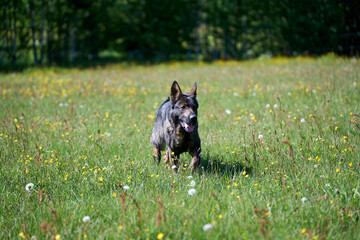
[{"xmin": 0, "ymin": 0, "xmax": 359, "ymax": 68}]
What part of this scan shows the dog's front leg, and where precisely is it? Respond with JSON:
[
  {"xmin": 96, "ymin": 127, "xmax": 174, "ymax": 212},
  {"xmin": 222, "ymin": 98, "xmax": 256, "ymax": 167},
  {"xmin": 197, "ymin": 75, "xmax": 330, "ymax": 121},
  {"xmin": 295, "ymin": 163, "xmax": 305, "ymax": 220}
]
[
  {"xmin": 189, "ymin": 147, "xmax": 201, "ymax": 170},
  {"xmin": 167, "ymin": 148, "xmax": 179, "ymax": 172},
  {"xmin": 153, "ymin": 147, "xmax": 161, "ymax": 163}
]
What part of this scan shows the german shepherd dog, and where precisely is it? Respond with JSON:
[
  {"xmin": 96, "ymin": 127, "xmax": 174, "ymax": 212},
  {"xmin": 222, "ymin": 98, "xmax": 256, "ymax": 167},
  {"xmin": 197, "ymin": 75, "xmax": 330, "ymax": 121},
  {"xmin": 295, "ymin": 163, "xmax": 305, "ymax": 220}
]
[{"xmin": 150, "ymin": 81, "xmax": 201, "ymax": 170}]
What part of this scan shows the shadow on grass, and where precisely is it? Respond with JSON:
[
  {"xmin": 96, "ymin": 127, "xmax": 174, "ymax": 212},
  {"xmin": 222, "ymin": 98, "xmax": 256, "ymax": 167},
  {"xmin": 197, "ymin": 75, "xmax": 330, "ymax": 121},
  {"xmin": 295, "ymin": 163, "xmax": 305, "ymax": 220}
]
[{"xmin": 199, "ymin": 152, "xmax": 252, "ymax": 177}]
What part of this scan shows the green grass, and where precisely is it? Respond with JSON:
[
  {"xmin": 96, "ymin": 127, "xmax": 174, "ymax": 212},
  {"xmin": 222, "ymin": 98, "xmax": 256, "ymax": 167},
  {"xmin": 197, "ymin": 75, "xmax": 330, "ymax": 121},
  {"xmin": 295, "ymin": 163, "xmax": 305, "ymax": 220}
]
[{"xmin": 1, "ymin": 54, "xmax": 360, "ymax": 239}]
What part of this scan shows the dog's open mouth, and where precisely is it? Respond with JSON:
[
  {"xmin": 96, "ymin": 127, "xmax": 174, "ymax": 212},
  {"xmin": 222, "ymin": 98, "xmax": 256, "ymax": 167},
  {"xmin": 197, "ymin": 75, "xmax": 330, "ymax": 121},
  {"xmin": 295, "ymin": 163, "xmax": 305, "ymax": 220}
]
[{"xmin": 180, "ymin": 122, "xmax": 195, "ymax": 132}]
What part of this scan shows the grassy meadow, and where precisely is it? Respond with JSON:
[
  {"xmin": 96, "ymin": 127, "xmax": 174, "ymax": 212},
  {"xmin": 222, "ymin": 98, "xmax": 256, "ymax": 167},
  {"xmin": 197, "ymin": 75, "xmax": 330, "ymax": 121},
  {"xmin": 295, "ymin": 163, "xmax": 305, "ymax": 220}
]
[{"xmin": 1, "ymin": 55, "xmax": 360, "ymax": 239}]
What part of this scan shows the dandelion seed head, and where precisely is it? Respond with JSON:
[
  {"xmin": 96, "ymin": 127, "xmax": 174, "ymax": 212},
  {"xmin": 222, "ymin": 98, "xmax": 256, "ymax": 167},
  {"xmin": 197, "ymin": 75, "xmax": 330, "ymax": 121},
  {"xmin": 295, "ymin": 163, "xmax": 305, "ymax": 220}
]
[
  {"xmin": 82, "ymin": 216, "xmax": 90, "ymax": 223},
  {"xmin": 188, "ymin": 188, "xmax": 196, "ymax": 196},
  {"xmin": 203, "ymin": 223, "xmax": 215, "ymax": 232},
  {"xmin": 258, "ymin": 134, "xmax": 263, "ymax": 140},
  {"xmin": 25, "ymin": 183, "xmax": 34, "ymax": 192},
  {"xmin": 123, "ymin": 185, "xmax": 130, "ymax": 190},
  {"xmin": 225, "ymin": 109, "xmax": 231, "ymax": 115}
]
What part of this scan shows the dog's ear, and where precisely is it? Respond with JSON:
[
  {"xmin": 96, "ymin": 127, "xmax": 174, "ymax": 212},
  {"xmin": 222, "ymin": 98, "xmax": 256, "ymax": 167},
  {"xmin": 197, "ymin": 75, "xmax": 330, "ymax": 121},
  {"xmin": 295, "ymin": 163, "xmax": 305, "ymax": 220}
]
[
  {"xmin": 170, "ymin": 81, "xmax": 183, "ymax": 102},
  {"xmin": 188, "ymin": 82, "xmax": 197, "ymax": 96}
]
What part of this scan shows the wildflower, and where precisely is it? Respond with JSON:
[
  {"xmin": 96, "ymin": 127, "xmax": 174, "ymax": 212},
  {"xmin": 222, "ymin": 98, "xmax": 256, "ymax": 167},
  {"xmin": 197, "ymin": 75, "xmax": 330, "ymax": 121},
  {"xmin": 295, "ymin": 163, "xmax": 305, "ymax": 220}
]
[
  {"xmin": 287, "ymin": 115, "xmax": 291, "ymax": 118},
  {"xmin": 266, "ymin": 104, "xmax": 270, "ymax": 108},
  {"xmin": 258, "ymin": 134, "xmax": 263, "ymax": 140},
  {"xmin": 113, "ymin": 193, "xmax": 117, "ymax": 197},
  {"xmin": 313, "ymin": 164, "xmax": 318, "ymax": 168},
  {"xmin": 82, "ymin": 216, "xmax": 90, "ymax": 223},
  {"xmin": 188, "ymin": 188, "xmax": 196, "ymax": 196},
  {"xmin": 203, "ymin": 223, "xmax": 215, "ymax": 232},
  {"xmin": 171, "ymin": 165, "xmax": 177, "ymax": 169},
  {"xmin": 274, "ymin": 104, "xmax": 278, "ymax": 108},
  {"xmin": 25, "ymin": 183, "xmax": 34, "ymax": 192},
  {"xmin": 188, "ymin": 180, "xmax": 196, "ymax": 187},
  {"xmin": 301, "ymin": 197, "xmax": 308, "ymax": 204},
  {"xmin": 123, "ymin": 185, "xmax": 130, "ymax": 190},
  {"xmin": 118, "ymin": 225, "xmax": 123, "ymax": 230},
  {"xmin": 18, "ymin": 232, "xmax": 25, "ymax": 239},
  {"xmin": 55, "ymin": 234, "xmax": 61, "ymax": 240},
  {"xmin": 187, "ymin": 176, "xmax": 193, "ymax": 179},
  {"xmin": 300, "ymin": 118, "xmax": 305, "ymax": 123},
  {"xmin": 107, "ymin": 133, "xmax": 111, "ymax": 137},
  {"xmin": 157, "ymin": 233, "xmax": 164, "ymax": 239},
  {"xmin": 225, "ymin": 109, "xmax": 231, "ymax": 115}
]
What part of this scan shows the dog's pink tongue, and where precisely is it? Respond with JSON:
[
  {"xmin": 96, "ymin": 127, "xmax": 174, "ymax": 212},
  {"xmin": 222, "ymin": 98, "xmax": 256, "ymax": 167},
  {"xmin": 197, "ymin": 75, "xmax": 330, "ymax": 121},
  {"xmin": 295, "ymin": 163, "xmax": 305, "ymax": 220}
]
[{"xmin": 184, "ymin": 123, "xmax": 194, "ymax": 132}]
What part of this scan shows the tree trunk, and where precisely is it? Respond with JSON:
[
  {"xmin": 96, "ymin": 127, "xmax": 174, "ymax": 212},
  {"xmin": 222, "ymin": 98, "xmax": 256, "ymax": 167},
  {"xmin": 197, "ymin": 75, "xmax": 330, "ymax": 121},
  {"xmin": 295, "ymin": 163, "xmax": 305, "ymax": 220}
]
[
  {"xmin": 28, "ymin": 0, "xmax": 38, "ymax": 64},
  {"xmin": 39, "ymin": 4, "xmax": 45, "ymax": 64}
]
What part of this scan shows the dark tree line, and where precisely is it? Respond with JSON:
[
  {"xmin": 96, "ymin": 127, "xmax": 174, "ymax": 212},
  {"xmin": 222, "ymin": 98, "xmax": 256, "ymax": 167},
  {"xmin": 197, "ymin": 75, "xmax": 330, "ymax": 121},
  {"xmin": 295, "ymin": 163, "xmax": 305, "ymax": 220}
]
[{"xmin": 0, "ymin": 0, "xmax": 359, "ymax": 66}]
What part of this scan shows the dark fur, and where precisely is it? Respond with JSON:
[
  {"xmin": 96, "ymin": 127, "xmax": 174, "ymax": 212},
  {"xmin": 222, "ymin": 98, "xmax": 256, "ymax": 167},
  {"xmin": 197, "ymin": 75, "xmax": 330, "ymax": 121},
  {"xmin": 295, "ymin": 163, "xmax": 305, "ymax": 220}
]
[{"xmin": 150, "ymin": 81, "xmax": 201, "ymax": 170}]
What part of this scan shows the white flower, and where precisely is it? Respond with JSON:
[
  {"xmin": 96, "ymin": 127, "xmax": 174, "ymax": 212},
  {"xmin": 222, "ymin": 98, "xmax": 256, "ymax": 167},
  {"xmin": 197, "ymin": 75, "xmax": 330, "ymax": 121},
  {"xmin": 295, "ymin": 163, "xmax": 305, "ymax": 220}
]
[
  {"xmin": 325, "ymin": 183, "xmax": 330, "ymax": 188},
  {"xmin": 82, "ymin": 216, "xmax": 90, "ymax": 223},
  {"xmin": 312, "ymin": 89, "xmax": 317, "ymax": 93},
  {"xmin": 300, "ymin": 118, "xmax": 305, "ymax": 123},
  {"xmin": 233, "ymin": 92, "xmax": 239, "ymax": 96},
  {"xmin": 203, "ymin": 223, "xmax": 215, "ymax": 232},
  {"xmin": 249, "ymin": 113, "xmax": 253, "ymax": 117},
  {"xmin": 252, "ymin": 92, "xmax": 256, "ymax": 96},
  {"xmin": 107, "ymin": 133, "xmax": 111, "ymax": 137},
  {"xmin": 287, "ymin": 115, "xmax": 291, "ymax": 118},
  {"xmin": 301, "ymin": 197, "xmax": 308, "ymax": 204},
  {"xmin": 225, "ymin": 109, "xmax": 231, "ymax": 115},
  {"xmin": 266, "ymin": 104, "xmax": 270, "ymax": 108},
  {"xmin": 25, "ymin": 183, "xmax": 34, "ymax": 192},
  {"xmin": 123, "ymin": 185, "xmax": 130, "ymax": 190},
  {"xmin": 258, "ymin": 134, "xmax": 263, "ymax": 140},
  {"xmin": 273, "ymin": 104, "xmax": 278, "ymax": 108},
  {"xmin": 187, "ymin": 176, "xmax": 193, "ymax": 179},
  {"xmin": 288, "ymin": 92, "xmax": 291, "ymax": 96},
  {"xmin": 313, "ymin": 164, "xmax": 318, "ymax": 168},
  {"xmin": 59, "ymin": 103, "xmax": 64, "ymax": 107},
  {"xmin": 188, "ymin": 180, "xmax": 196, "ymax": 187},
  {"xmin": 188, "ymin": 188, "xmax": 196, "ymax": 196},
  {"xmin": 171, "ymin": 165, "xmax": 177, "ymax": 169},
  {"xmin": 319, "ymin": 175, "xmax": 325, "ymax": 178}
]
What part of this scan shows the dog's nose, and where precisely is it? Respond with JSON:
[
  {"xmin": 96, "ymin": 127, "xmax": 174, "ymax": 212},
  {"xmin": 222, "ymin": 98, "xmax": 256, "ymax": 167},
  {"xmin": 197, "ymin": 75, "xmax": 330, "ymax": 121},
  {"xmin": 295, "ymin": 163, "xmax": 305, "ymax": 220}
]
[{"xmin": 190, "ymin": 115, "xmax": 197, "ymax": 124}]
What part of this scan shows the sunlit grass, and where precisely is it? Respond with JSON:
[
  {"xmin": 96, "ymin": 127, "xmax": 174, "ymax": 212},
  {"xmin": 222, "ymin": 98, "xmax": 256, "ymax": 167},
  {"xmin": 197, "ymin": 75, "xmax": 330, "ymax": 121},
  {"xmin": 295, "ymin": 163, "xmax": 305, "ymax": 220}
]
[{"xmin": 1, "ymin": 54, "xmax": 360, "ymax": 239}]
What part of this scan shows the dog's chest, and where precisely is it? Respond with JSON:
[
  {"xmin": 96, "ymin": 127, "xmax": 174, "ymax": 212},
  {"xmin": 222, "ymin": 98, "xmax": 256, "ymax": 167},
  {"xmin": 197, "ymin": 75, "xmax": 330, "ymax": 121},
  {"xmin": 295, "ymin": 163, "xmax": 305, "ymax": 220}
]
[{"xmin": 165, "ymin": 122, "xmax": 188, "ymax": 150}]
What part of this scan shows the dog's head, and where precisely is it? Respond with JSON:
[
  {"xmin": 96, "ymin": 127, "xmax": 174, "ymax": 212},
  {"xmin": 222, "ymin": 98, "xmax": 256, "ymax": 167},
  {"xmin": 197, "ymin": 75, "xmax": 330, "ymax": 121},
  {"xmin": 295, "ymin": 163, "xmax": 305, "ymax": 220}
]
[{"xmin": 170, "ymin": 81, "xmax": 198, "ymax": 133}]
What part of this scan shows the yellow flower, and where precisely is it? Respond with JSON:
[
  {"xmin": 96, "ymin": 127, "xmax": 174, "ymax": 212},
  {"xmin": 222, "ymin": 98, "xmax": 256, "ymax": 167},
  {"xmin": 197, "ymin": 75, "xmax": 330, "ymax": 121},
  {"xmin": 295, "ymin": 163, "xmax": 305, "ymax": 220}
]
[
  {"xmin": 99, "ymin": 177, "xmax": 103, "ymax": 181},
  {"xmin": 113, "ymin": 193, "xmax": 117, "ymax": 197},
  {"xmin": 219, "ymin": 214, "xmax": 223, "ymax": 219},
  {"xmin": 55, "ymin": 234, "xmax": 61, "ymax": 240},
  {"xmin": 301, "ymin": 228, "xmax": 306, "ymax": 233},
  {"xmin": 84, "ymin": 234, "xmax": 87, "ymax": 238},
  {"xmin": 18, "ymin": 232, "xmax": 25, "ymax": 239},
  {"xmin": 118, "ymin": 225, "xmax": 123, "ymax": 230},
  {"xmin": 157, "ymin": 233, "xmax": 164, "ymax": 239},
  {"xmin": 336, "ymin": 168, "xmax": 339, "ymax": 172},
  {"xmin": 349, "ymin": 162, "xmax": 353, "ymax": 167}
]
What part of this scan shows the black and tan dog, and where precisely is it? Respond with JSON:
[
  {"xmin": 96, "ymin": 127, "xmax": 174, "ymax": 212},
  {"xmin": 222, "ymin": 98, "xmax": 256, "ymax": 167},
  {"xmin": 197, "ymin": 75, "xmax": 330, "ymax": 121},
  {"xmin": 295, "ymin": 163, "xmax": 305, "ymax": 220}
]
[{"xmin": 150, "ymin": 81, "xmax": 201, "ymax": 170}]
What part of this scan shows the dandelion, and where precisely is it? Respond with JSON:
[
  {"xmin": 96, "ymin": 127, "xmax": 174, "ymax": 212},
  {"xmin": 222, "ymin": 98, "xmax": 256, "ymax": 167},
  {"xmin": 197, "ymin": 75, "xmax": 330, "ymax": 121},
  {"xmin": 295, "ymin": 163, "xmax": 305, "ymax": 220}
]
[
  {"xmin": 55, "ymin": 234, "xmax": 61, "ymax": 240},
  {"xmin": 82, "ymin": 216, "xmax": 90, "ymax": 223},
  {"xmin": 203, "ymin": 223, "xmax": 215, "ymax": 232},
  {"xmin": 157, "ymin": 233, "xmax": 164, "ymax": 239},
  {"xmin": 300, "ymin": 118, "xmax": 305, "ymax": 123},
  {"xmin": 118, "ymin": 225, "xmax": 123, "ymax": 230},
  {"xmin": 188, "ymin": 188, "xmax": 196, "ymax": 196},
  {"xmin": 225, "ymin": 109, "xmax": 231, "ymax": 115},
  {"xmin": 25, "ymin": 183, "xmax": 34, "ymax": 192},
  {"xmin": 258, "ymin": 134, "xmax": 263, "ymax": 140},
  {"xmin": 188, "ymin": 180, "xmax": 196, "ymax": 187},
  {"xmin": 123, "ymin": 185, "xmax": 130, "ymax": 190},
  {"xmin": 301, "ymin": 197, "xmax": 308, "ymax": 204}
]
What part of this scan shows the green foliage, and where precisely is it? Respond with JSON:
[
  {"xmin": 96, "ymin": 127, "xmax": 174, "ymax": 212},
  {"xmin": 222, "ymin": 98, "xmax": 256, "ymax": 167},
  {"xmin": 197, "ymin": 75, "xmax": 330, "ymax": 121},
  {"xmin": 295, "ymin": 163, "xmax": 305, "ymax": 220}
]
[
  {"xmin": 0, "ymin": 0, "xmax": 359, "ymax": 66},
  {"xmin": 0, "ymin": 56, "xmax": 360, "ymax": 239}
]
